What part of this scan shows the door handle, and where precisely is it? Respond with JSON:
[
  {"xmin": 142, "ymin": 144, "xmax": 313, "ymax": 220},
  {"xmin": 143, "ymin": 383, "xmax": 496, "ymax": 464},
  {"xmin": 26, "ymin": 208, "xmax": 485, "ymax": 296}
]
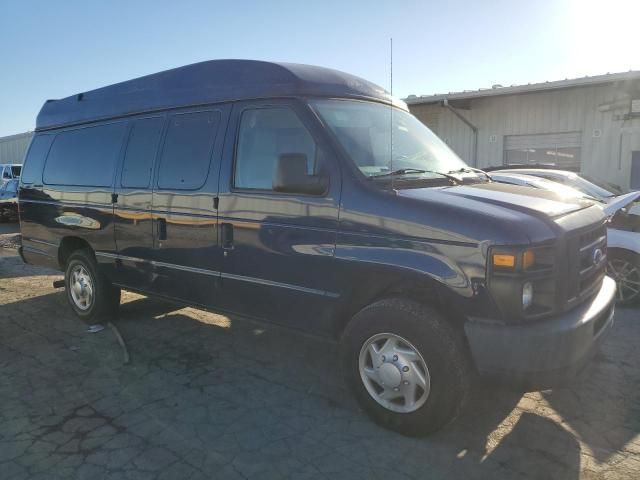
[
  {"xmin": 157, "ymin": 218, "xmax": 167, "ymax": 241},
  {"xmin": 221, "ymin": 222, "xmax": 234, "ymax": 252}
]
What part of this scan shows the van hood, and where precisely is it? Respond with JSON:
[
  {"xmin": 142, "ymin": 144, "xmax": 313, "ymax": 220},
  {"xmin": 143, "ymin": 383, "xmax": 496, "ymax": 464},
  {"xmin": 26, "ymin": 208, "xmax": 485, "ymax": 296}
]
[{"xmin": 397, "ymin": 181, "xmax": 593, "ymax": 219}]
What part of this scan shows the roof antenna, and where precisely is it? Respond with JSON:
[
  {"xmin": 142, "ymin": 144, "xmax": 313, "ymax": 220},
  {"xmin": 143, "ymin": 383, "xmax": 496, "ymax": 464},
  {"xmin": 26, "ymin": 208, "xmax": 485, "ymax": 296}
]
[{"xmin": 390, "ymin": 37, "xmax": 395, "ymax": 192}]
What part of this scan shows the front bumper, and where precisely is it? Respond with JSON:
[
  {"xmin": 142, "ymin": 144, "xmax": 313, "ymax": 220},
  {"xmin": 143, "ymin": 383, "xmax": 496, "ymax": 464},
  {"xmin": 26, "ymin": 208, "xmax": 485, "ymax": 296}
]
[{"xmin": 465, "ymin": 275, "xmax": 616, "ymax": 390}]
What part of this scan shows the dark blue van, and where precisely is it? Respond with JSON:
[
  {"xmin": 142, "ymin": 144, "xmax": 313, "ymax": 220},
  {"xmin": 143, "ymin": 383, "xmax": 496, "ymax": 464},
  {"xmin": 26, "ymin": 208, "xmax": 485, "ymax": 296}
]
[{"xmin": 18, "ymin": 60, "xmax": 616, "ymax": 435}]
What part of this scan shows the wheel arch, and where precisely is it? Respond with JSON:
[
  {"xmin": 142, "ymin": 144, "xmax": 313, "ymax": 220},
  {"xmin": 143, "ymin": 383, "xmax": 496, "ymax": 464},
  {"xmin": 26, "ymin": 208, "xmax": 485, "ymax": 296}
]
[
  {"xmin": 332, "ymin": 271, "xmax": 467, "ymax": 340},
  {"xmin": 608, "ymin": 246, "xmax": 640, "ymax": 259},
  {"xmin": 58, "ymin": 236, "xmax": 93, "ymax": 269}
]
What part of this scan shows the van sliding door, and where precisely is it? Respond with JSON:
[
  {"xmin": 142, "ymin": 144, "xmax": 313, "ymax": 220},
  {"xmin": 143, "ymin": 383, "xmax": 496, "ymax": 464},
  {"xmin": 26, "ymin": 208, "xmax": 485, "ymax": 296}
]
[
  {"xmin": 149, "ymin": 106, "xmax": 230, "ymax": 306},
  {"xmin": 112, "ymin": 116, "xmax": 165, "ymax": 291}
]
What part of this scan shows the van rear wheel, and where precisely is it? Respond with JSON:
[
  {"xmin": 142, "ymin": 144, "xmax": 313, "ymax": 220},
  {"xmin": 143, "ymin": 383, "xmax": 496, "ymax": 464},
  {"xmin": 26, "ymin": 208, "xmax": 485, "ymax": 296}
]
[
  {"xmin": 64, "ymin": 249, "xmax": 120, "ymax": 325},
  {"xmin": 341, "ymin": 298, "xmax": 471, "ymax": 436}
]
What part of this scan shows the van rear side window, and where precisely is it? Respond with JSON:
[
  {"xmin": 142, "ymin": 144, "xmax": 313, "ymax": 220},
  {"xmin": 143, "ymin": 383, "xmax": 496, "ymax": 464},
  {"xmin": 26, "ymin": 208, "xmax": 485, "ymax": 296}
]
[
  {"xmin": 157, "ymin": 111, "xmax": 220, "ymax": 190},
  {"xmin": 21, "ymin": 135, "xmax": 54, "ymax": 184},
  {"xmin": 43, "ymin": 123, "xmax": 126, "ymax": 187},
  {"xmin": 122, "ymin": 117, "xmax": 164, "ymax": 188}
]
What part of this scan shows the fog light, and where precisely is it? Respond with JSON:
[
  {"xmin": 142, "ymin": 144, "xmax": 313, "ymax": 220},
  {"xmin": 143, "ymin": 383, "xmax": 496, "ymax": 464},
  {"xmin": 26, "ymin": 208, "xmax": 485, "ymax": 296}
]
[{"xmin": 522, "ymin": 282, "xmax": 533, "ymax": 310}]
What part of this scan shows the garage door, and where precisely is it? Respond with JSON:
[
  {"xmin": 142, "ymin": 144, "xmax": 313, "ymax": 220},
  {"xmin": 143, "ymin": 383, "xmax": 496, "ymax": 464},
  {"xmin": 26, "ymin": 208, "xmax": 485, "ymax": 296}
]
[{"xmin": 504, "ymin": 132, "xmax": 581, "ymax": 170}]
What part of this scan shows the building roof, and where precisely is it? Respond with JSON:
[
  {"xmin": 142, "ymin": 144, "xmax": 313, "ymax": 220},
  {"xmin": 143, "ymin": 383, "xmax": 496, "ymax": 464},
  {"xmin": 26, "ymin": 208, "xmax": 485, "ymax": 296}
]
[
  {"xmin": 405, "ymin": 70, "xmax": 640, "ymax": 106},
  {"xmin": 0, "ymin": 131, "xmax": 33, "ymax": 143},
  {"xmin": 36, "ymin": 60, "xmax": 393, "ymax": 131}
]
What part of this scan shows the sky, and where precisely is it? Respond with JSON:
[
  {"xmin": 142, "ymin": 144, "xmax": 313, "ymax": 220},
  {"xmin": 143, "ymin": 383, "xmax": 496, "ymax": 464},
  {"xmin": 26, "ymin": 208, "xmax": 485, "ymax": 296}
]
[{"xmin": 1, "ymin": 0, "xmax": 639, "ymax": 137}]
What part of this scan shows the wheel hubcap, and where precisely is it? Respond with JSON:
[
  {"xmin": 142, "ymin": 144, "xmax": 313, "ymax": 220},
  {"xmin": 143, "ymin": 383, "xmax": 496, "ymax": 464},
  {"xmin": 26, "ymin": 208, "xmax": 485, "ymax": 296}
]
[
  {"xmin": 69, "ymin": 265, "xmax": 94, "ymax": 311},
  {"xmin": 378, "ymin": 363, "xmax": 402, "ymax": 388},
  {"xmin": 607, "ymin": 259, "xmax": 640, "ymax": 303},
  {"xmin": 358, "ymin": 333, "xmax": 431, "ymax": 413}
]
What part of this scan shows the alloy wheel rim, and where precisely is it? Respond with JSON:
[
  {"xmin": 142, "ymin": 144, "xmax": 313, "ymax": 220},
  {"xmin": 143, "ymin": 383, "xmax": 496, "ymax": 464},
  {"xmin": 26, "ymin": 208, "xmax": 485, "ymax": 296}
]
[
  {"xmin": 358, "ymin": 333, "xmax": 431, "ymax": 413},
  {"xmin": 69, "ymin": 265, "xmax": 94, "ymax": 311},
  {"xmin": 607, "ymin": 259, "xmax": 640, "ymax": 303}
]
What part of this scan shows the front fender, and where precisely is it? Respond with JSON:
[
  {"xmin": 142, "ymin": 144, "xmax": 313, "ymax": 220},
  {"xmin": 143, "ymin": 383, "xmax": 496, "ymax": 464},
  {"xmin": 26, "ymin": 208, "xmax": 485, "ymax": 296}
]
[
  {"xmin": 331, "ymin": 233, "xmax": 497, "ymax": 335},
  {"xmin": 608, "ymin": 228, "xmax": 640, "ymax": 254},
  {"xmin": 335, "ymin": 242, "xmax": 474, "ymax": 293}
]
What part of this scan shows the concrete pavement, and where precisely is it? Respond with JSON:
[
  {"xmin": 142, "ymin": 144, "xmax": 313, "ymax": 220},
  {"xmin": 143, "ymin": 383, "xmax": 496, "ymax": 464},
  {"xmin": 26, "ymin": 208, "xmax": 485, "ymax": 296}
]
[{"xmin": 1, "ymin": 242, "xmax": 639, "ymax": 480}]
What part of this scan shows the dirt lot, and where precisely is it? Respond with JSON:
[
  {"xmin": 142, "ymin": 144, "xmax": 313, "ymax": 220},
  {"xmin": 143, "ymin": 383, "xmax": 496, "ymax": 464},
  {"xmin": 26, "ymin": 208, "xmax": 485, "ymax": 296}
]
[{"xmin": 1, "ymin": 230, "xmax": 639, "ymax": 480}]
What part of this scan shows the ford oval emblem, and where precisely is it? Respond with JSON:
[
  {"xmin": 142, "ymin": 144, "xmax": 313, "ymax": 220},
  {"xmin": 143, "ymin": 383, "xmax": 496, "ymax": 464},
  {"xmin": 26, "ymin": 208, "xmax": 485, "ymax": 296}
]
[{"xmin": 593, "ymin": 248, "xmax": 603, "ymax": 265}]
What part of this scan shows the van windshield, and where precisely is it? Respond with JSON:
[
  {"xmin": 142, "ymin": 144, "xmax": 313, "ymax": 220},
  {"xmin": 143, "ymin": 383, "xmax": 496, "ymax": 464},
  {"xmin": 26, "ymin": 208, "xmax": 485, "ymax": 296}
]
[{"xmin": 312, "ymin": 100, "xmax": 468, "ymax": 179}]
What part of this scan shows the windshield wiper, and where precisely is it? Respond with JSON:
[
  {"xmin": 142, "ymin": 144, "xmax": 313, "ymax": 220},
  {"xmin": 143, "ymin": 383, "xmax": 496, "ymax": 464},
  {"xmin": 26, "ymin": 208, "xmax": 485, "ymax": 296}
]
[
  {"xmin": 370, "ymin": 169, "xmax": 459, "ymax": 185},
  {"xmin": 448, "ymin": 167, "xmax": 492, "ymax": 181}
]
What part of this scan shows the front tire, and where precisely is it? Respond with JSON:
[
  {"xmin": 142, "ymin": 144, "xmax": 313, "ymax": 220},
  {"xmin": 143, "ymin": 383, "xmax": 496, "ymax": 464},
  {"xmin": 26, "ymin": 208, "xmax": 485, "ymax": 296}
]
[
  {"xmin": 341, "ymin": 298, "xmax": 471, "ymax": 436},
  {"xmin": 64, "ymin": 249, "xmax": 121, "ymax": 324},
  {"xmin": 607, "ymin": 250, "xmax": 640, "ymax": 305}
]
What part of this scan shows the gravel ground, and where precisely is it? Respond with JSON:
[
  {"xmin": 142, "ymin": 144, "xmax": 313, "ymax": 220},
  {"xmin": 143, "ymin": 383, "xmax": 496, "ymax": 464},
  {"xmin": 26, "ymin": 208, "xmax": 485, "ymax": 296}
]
[
  {"xmin": 0, "ymin": 223, "xmax": 20, "ymax": 250},
  {"xmin": 1, "ymin": 233, "xmax": 639, "ymax": 480}
]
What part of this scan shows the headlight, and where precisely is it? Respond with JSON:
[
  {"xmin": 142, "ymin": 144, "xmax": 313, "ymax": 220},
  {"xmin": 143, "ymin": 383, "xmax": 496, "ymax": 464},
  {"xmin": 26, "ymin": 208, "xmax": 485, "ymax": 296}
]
[
  {"xmin": 488, "ymin": 245, "xmax": 555, "ymax": 321},
  {"xmin": 522, "ymin": 282, "xmax": 533, "ymax": 310}
]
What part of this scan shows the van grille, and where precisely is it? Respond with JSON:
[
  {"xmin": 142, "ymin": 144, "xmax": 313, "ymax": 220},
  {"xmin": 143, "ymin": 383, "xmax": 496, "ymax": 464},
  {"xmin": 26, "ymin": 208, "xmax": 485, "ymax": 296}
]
[{"xmin": 566, "ymin": 223, "xmax": 607, "ymax": 307}]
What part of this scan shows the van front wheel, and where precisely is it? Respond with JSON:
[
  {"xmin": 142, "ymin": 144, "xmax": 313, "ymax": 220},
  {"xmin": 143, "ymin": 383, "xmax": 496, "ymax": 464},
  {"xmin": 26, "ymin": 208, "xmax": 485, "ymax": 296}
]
[
  {"xmin": 64, "ymin": 249, "xmax": 120, "ymax": 324},
  {"xmin": 341, "ymin": 298, "xmax": 470, "ymax": 436}
]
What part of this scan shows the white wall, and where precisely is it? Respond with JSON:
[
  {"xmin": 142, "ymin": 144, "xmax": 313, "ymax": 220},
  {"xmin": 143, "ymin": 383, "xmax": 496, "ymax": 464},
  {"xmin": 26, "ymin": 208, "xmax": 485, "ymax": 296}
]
[
  {"xmin": 409, "ymin": 81, "xmax": 640, "ymax": 190},
  {"xmin": 0, "ymin": 132, "xmax": 33, "ymax": 165}
]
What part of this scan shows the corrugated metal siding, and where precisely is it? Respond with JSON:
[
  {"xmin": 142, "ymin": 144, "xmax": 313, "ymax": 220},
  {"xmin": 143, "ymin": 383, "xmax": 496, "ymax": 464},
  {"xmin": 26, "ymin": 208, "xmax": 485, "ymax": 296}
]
[
  {"xmin": 408, "ymin": 81, "xmax": 640, "ymax": 189},
  {"xmin": 410, "ymin": 104, "xmax": 440, "ymax": 131},
  {"xmin": 0, "ymin": 132, "xmax": 34, "ymax": 164}
]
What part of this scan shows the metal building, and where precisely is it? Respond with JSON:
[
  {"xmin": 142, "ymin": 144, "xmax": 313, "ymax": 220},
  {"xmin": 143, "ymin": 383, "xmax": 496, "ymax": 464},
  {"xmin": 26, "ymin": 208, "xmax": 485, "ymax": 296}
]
[
  {"xmin": 406, "ymin": 71, "xmax": 640, "ymax": 190},
  {"xmin": 0, "ymin": 131, "xmax": 33, "ymax": 165}
]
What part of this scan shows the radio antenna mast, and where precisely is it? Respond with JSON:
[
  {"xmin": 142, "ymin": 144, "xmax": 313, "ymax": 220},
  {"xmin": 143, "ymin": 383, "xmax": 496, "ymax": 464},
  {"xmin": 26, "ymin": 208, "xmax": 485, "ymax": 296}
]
[{"xmin": 390, "ymin": 37, "xmax": 394, "ymax": 191}]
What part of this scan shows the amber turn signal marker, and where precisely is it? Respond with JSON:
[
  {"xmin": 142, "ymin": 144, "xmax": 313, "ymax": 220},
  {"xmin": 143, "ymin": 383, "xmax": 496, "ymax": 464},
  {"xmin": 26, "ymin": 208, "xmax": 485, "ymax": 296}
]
[
  {"xmin": 493, "ymin": 254, "xmax": 516, "ymax": 267},
  {"xmin": 523, "ymin": 250, "xmax": 536, "ymax": 270}
]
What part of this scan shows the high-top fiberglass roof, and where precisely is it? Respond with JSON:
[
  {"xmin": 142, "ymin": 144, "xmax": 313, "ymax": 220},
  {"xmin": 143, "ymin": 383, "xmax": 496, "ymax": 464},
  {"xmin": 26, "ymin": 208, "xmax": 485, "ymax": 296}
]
[{"xmin": 36, "ymin": 59, "xmax": 394, "ymax": 131}]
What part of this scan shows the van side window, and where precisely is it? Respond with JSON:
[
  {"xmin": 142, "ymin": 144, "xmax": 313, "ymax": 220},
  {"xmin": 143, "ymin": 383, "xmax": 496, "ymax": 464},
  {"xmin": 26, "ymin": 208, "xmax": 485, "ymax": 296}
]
[
  {"xmin": 234, "ymin": 108, "xmax": 317, "ymax": 190},
  {"xmin": 122, "ymin": 117, "xmax": 164, "ymax": 188},
  {"xmin": 22, "ymin": 135, "xmax": 54, "ymax": 184},
  {"xmin": 157, "ymin": 111, "xmax": 220, "ymax": 190},
  {"xmin": 43, "ymin": 123, "xmax": 126, "ymax": 187}
]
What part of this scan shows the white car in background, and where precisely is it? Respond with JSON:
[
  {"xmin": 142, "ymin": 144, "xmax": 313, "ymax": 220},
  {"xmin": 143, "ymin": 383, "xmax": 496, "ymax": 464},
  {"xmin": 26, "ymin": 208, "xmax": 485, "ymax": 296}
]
[
  {"xmin": 0, "ymin": 164, "xmax": 22, "ymax": 186},
  {"xmin": 489, "ymin": 167, "xmax": 640, "ymax": 216},
  {"xmin": 491, "ymin": 171, "xmax": 640, "ymax": 305}
]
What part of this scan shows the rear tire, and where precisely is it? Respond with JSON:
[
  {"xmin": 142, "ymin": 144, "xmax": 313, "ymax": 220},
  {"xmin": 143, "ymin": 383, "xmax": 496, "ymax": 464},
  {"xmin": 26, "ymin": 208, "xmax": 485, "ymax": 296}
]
[
  {"xmin": 341, "ymin": 298, "xmax": 471, "ymax": 436},
  {"xmin": 64, "ymin": 248, "xmax": 121, "ymax": 325}
]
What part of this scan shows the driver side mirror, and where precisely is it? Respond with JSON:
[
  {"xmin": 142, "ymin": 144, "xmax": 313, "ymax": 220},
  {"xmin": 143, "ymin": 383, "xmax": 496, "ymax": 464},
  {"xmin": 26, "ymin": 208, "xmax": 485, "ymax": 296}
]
[{"xmin": 273, "ymin": 153, "xmax": 328, "ymax": 195}]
